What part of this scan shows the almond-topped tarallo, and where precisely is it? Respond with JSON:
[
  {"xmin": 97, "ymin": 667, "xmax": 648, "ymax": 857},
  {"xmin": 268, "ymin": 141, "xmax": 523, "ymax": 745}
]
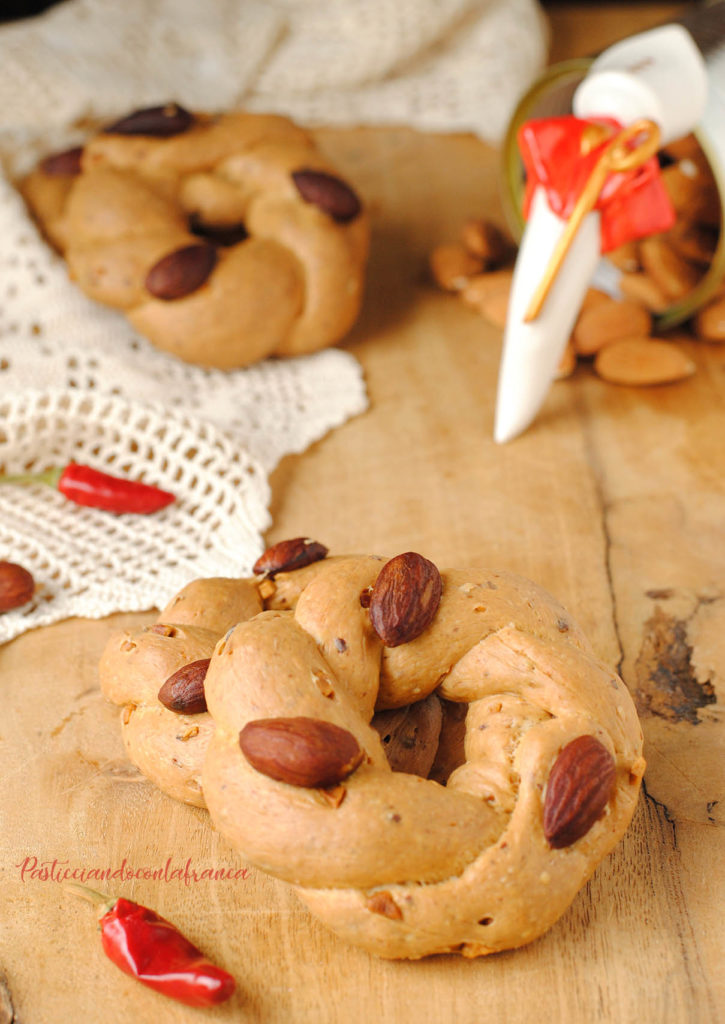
[
  {"xmin": 21, "ymin": 107, "xmax": 369, "ymax": 370},
  {"xmin": 100, "ymin": 541, "xmax": 645, "ymax": 959}
]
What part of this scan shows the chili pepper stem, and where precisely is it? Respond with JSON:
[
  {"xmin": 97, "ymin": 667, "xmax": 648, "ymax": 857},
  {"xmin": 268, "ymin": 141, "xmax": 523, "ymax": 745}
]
[
  {"xmin": 0, "ymin": 467, "xmax": 63, "ymax": 488},
  {"xmin": 64, "ymin": 882, "xmax": 117, "ymax": 917}
]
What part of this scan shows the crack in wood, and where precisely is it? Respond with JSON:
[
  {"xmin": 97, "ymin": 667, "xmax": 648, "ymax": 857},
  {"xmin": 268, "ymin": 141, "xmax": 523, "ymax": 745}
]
[
  {"xmin": 572, "ymin": 397, "xmax": 626, "ymax": 679},
  {"xmin": 641, "ymin": 777, "xmax": 677, "ymax": 847},
  {"xmin": 639, "ymin": 784, "xmax": 720, "ymax": 1019}
]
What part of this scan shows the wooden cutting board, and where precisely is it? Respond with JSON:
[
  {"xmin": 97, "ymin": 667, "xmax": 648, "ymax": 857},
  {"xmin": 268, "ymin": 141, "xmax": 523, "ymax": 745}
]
[{"xmin": 1, "ymin": 5, "xmax": 723, "ymax": 1022}]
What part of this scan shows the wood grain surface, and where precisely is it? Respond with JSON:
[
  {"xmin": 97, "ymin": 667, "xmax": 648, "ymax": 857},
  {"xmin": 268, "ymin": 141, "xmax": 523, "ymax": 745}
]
[{"xmin": 1, "ymin": 4, "xmax": 723, "ymax": 1023}]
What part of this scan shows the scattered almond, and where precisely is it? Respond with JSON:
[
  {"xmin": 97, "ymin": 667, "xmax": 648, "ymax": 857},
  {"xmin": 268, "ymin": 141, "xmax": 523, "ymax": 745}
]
[
  {"xmin": 579, "ymin": 287, "xmax": 611, "ymax": 312},
  {"xmin": 555, "ymin": 339, "xmax": 577, "ymax": 380},
  {"xmin": 460, "ymin": 269, "xmax": 513, "ymax": 313},
  {"xmin": 639, "ymin": 235, "xmax": 701, "ymax": 301},
  {"xmin": 618, "ymin": 272, "xmax": 671, "ymax": 313},
  {"xmin": 477, "ymin": 283, "xmax": 510, "ymax": 329},
  {"xmin": 429, "ymin": 243, "xmax": 483, "ymax": 291},
  {"xmin": 0, "ymin": 561, "xmax": 35, "ymax": 613},
  {"xmin": 573, "ymin": 298, "xmax": 652, "ymax": 356},
  {"xmin": 694, "ymin": 297, "xmax": 725, "ymax": 342},
  {"xmin": 460, "ymin": 218, "xmax": 509, "ymax": 264},
  {"xmin": 594, "ymin": 337, "xmax": 696, "ymax": 385}
]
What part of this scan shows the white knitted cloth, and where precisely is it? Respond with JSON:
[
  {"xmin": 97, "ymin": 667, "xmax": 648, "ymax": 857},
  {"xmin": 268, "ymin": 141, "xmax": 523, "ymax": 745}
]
[
  {"xmin": 0, "ymin": 0, "xmax": 548, "ymax": 642},
  {"xmin": 0, "ymin": 0, "xmax": 548, "ymax": 148}
]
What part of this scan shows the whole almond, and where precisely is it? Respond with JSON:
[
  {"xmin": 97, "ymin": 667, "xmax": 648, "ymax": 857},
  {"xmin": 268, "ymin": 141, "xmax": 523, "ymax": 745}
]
[
  {"xmin": 369, "ymin": 552, "xmax": 442, "ymax": 647},
  {"xmin": 459, "ymin": 218, "xmax": 509, "ymax": 265},
  {"xmin": 594, "ymin": 337, "xmax": 695, "ymax": 385},
  {"xmin": 40, "ymin": 146, "xmax": 83, "ymax": 177},
  {"xmin": 291, "ymin": 169, "xmax": 361, "ymax": 223},
  {"xmin": 694, "ymin": 297, "xmax": 725, "ymax": 342},
  {"xmin": 0, "ymin": 561, "xmax": 35, "ymax": 613},
  {"xmin": 555, "ymin": 339, "xmax": 577, "ymax": 380},
  {"xmin": 104, "ymin": 103, "xmax": 194, "ymax": 137},
  {"xmin": 371, "ymin": 693, "xmax": 442, "ymax": 777},
  {"xmin": 145, "ymin": 243, "xmax": 217, "ymax": 300},
  {"xmin": 240, "ymin": 716, "xmax": 363, "ymax": 788},
  {"xmin": 477, "ymin": 281, "xmax": 510, "ymax": 329},
  {"xmin": 429, "ymin": 243, "xmax": 483, "ymax": 291},
  {"xmin": 253, "ymin": 537, "xmax": 328, "ymax": 577},
  {"xmin": 158, "ymin": 658, "xmax": 210, "ymax": 715},
  {"xmin": 579, "ymin": 287, "xmax": 611, "ymax": 312},
  {"xmin": 618, "ymin": 272, "xmax": 670, "ymax": 313},
  {"xmin": 573, "ymin": 297, "xmax": 652, "ymax": 356},
  {"xmin": 543, "ymin": 735, "xmax": 616, "ymax": 849},
  {"xmin": 639, "ymin": 235, "xmax": 700, "ymax": 302},
  {"xmin": 460, "ymin": 269, "xmax": 513, "ymax": 312}
]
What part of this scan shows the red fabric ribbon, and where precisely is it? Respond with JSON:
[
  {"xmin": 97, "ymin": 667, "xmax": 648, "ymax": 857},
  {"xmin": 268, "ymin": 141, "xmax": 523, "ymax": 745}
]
[{"xmin": 518, "ymin": 116, "xmax": 675, "ymax": 253}]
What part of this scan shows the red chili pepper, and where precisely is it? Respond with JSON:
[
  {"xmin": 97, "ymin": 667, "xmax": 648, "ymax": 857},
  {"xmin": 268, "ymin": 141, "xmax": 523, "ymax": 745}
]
[
  {"xmin": 0, "ymin": 462, "xmax": 175, "ymax": 514},
  {"xmin": 66, "ymin": 884, "xmax": 236, "ymax": 1008}
]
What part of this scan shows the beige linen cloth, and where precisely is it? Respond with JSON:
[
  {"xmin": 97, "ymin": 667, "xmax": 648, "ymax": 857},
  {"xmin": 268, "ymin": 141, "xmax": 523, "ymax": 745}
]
[{"xmin": 0, "ymin": 0, "xmax": 548, "ymax": 643}]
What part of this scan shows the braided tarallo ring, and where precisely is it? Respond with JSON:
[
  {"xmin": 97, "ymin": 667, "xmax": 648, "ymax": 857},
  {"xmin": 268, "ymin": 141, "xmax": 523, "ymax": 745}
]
[
  {"xmin": 100, "ymin": 540, "xmax": 645, "ymax": 959},
  {"xmin": 21, "ymin": 105, "xmax": 369, "ymax": 368}
]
